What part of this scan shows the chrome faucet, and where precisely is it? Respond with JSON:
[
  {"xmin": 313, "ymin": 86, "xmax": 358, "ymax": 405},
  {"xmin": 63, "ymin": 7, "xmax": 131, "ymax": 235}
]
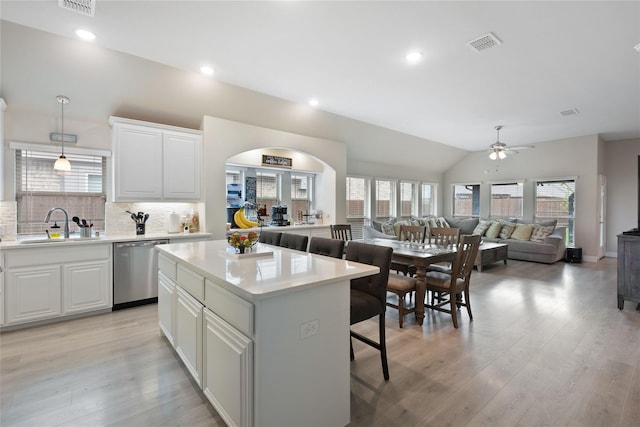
[{"xmin": 44, "ymin": 207, "xmax": 70, "ymax": 238}]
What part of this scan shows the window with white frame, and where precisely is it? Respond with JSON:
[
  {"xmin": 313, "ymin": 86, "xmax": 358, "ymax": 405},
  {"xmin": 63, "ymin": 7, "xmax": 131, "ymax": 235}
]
[
  {"xmin": 291, "ymin": 173, "xmax": 313, "ymax": 220},
  {"xmin": 490, "ymin": 182, "xmax": 523, "ymax": 219},
  {"xmin": 375, "ymin": 179, "xmax": 396, "ymax": 220},
  {"xmin": 535, "ymin": 179, "xmax": 575, "ymax": 245},
  {"xmin": 452, "ymin": 184, "xmax": 480, "ymax": 217},
  {"xmin": 256, "ymin": 171, "xmax": 280, "ymax": 213},
  {"xmin": 15, "ymin": 149, "xmax": 106, "ymax": 235},
  {"xmin": 400, "ymin": 181, "xmax": 418, "ymax": 219},
  {"xmin": 421, "ymin": 183, "xmax": 436, "ymax": 217},
  {"xmin": 346, "ymin": 176, "xmax": 370, "ymax": 239}
]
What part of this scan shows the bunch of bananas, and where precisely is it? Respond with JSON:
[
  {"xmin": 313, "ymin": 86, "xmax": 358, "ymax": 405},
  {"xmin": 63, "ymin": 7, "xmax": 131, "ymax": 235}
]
[{"xmin": 234, "ymin": 207, "xmax": 259, "ymax": 229}]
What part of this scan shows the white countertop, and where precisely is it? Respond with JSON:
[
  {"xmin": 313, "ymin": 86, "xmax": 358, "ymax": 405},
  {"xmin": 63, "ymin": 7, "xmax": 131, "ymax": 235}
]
[
  {"xmin": 0, "ymin": 232, "xmax": 213, "ymax": 249},
  {"xmin": 157, "ymin": 239, "xmax": 379, "ymax": 301}
]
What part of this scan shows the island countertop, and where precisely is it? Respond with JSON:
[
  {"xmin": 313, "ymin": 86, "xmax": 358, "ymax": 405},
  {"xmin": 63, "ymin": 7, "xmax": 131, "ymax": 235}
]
[{"xmin": 156, "ymin": 239, "xmax": 378, "ymax": 301}]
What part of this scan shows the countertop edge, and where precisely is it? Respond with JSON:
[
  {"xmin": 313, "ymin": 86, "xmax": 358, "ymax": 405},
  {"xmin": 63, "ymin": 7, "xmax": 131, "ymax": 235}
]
[
  {"xmin": 0, "ymin": 232, "xmax": 213, "ymax": 249},
  {"xmin": 156, "ymin": 241, "xmax": 379, "ymax": 302}
]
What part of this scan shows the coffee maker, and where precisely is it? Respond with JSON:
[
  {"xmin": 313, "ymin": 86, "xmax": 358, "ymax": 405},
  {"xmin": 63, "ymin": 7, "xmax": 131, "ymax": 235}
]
[{"xmin": 270, "ymin": 205, "xmax": 289, "ymax": 226}]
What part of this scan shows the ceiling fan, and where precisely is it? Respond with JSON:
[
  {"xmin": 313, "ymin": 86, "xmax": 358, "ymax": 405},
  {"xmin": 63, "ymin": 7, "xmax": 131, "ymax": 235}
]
[{"xmin": 488, "ymin": 125, "xmax": 533, "ymax": 160}]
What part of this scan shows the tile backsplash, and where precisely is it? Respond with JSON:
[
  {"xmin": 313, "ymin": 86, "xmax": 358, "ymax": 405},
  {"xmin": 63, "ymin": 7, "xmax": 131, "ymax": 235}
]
[
  {"xmin": 106, "ymin": 202, "xmax": 203, "ymax": 236},
  {"xmin": 0, "ymin": 201, "xmax": 17, "ymax": 241},
  {"xmin": 1, "ymin": 200, "xmax": 203, "ymax": 240}
]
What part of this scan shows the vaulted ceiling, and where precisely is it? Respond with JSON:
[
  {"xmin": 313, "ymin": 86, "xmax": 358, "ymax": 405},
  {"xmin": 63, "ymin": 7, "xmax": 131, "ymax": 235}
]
[{"xmin": 1, "ymin": 1, "xmax": 639, "ymax": 152}]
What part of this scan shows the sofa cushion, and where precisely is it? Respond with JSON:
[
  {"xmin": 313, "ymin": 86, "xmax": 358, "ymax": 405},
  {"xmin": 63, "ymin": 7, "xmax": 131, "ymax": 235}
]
[
  {"xmin": 536, "ymin": 219, "xmax": 558, "ymax": 228},
  {"xmin": 485, "ymin": 222, "xmax": 503, "ymax": 238},
  {"xmin": 530, "ymin": 224, "xmax": 555, "ymax": 242},
  {"xmin": 499, "ymin": 222, "xmax": 517, "ymax": 239},
  {"xmin": 444, "ymin": 217, "xmax": 479, "ymax": 235},
  {"xmin": 511, "ymin": 223, "xmax": 534, "ymax": 241},
  {"xmin": 506, "ymin": 239, "xmax": 559, "ymax": 255},
  {"xmin": 473, "ymin": 220, "xmax": 492, "ymax": 236}
]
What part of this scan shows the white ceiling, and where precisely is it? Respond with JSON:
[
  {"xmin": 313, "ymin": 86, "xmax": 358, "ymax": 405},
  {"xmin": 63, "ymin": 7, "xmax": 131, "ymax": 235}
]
[{"xmin": 2, "ymin": 0, "xmax": 639, "ymax": 152}]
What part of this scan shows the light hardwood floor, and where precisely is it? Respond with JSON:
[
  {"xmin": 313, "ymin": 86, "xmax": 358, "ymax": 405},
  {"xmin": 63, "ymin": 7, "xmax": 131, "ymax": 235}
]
[{"xmin": 1, "ymin": 257, "xmax": 638, "ymax": 427}]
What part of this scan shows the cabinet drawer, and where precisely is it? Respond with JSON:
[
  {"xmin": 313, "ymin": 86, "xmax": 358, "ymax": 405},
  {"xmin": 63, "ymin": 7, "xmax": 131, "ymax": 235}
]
[
  {"xmin": 483, "ymin": 250, "xmax": 497, "ymax": 263},
  {"xmin": 177, "ymin": 264, "xmax": 204, "ymax": 301},
  {"xmin": 6, "ymin": 244, "xmax": 110, "ymax": 268},
  {"xmin": 496, "ymin": 246, "xmax": 508, "ymax": 259},
  {"xmin": 158, "ymin": 254, "xmax": 177, "ymax": 280},
  {"xmin": 205, "ymin": 279, "xmax": 254, "ymax": 337}
]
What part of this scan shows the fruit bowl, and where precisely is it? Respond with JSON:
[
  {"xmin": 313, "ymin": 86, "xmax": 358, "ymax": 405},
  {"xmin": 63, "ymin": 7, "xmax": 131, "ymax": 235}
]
[{"xmin": 227, "ymin": 231, "xmax": 258, "ymax": 253}]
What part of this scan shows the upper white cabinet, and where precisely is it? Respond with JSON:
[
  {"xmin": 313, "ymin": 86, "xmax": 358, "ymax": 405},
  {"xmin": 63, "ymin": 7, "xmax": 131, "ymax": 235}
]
[{"xmin": 110, "ymin": 117, "xmax": 202, "ymax": 202}]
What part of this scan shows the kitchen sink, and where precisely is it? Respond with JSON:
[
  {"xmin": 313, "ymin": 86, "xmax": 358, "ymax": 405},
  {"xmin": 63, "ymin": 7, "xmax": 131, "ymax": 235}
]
[{"xmin": 18, "ymin": 237, "xmax": 103, "ymax": 244}]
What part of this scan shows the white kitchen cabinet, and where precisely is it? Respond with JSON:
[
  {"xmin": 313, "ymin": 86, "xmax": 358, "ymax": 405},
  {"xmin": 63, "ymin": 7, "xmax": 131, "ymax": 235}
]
[
  {"xmin": 5, "ymin": 265, "xmax": 61, "ymax": 324},
  {"xmin": 174, "ymin": 286, "xmax": 203, "ymax": 386},
  {"xmin": 3, "ymin": 244, "xmax": 112, "ymax": 328},
  {"xmin": 110, "ymin": 117, "xmax": 202, "ymax": 202},
  {"xmin": 62, "ymin": 260, "xmax": 111, "ymax": 315},
  {"xmin": 158, "ymin": 271, "xmax": 176, "ymax": 346},
  {"xmin": 163, "ymin": 131, "xmax": 201, "ymax": 200},
  {"xmin": 203, "ymin": 308, "xmax": 253, "ymax": 427}
]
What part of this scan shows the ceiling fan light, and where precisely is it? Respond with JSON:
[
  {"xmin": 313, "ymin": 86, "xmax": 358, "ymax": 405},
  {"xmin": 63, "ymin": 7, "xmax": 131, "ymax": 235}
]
[
  {"xmin": 498, "ymin": 151, "xmax": 507, "ymax": 160},
  {"xmin": 489, "ymin": 151, "xmax": 497, "ymax": 160},
  {"xmin": 54, "ymin": 155, "xmax": 71, "ymax": 171}
]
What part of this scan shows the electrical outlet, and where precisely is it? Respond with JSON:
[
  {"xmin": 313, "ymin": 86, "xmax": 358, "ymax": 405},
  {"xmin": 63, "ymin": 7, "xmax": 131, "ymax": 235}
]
[{"xmin": 300, "ymin": 319, "xmax": 319, "ymax": 339}]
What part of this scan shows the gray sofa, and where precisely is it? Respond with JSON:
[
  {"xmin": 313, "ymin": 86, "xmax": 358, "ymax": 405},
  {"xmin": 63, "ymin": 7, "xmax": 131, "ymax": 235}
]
[{"xmin": 363, "ymin": 216, "xmax": 566, "ymax": 264}]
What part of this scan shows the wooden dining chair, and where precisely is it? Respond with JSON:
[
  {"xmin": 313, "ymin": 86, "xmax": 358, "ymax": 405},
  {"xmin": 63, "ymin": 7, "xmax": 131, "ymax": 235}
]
[
  {"xmin": 427, "ymin": 227, "xmax": 462, "ymax": 304},
  {"xmin": 279, "ymin": 233, "xmax": 309, "ymax": 251},
  {"xmin": 308, "ymin": 236, "xmax": 345, "ymax": 259},
  {"xmin": 330, "ymin": 224, "xmax": 353, "ymax": 241},
  {"xmin": 386, "ymin": 225, "xmax": 426, "ymax": 328},
  {"xmin": 346, "ymin": 241, "xmax": 393, "ymax": 380},
  {"xmin": 427, "ymin": 227, "xmax": 461, "ymax": 273},
  {"xmin": 258, "ymin": 230, "xmax": 282, "ymax": 246},
  {"xmin": 424, "ymin": 234, "xmax": 481, "ymax": 328},
  {"xmin": 390, "ymin": 225, "xmax": 427, "ymax": 276}
]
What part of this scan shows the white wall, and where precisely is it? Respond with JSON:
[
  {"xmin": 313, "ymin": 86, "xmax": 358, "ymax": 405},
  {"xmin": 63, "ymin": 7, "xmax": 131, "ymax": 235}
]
[
  {"xmin": 604, "ymin": 138, "xmax": 640, "ymax": 255},
  {"xmin": 444, "ymin": 134, "xmax": 602, "ymax": 261},
  {"xmin": 202, "ymin": 116, "xmax": 346, "ymax": 239}
]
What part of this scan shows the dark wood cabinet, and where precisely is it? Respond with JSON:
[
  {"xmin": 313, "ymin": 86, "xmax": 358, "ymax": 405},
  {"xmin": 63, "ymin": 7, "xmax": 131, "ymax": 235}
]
[{"xmin": 617, "ymin": 234, "xmax": 640, "ymax": 310}]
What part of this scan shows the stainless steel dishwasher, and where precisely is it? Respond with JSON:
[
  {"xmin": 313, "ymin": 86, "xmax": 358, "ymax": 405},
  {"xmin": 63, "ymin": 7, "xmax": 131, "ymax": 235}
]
[{"xmin": 113, "ymin": 239, "xmax": 169, "ymax": 310}]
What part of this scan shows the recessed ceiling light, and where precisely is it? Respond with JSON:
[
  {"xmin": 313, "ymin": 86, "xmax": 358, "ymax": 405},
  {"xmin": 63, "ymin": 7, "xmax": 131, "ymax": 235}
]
[
  {"xmin": 634, "ymin": 43, "xmax": 640, "ymax": 52},
  {"xmin": 406, "ymin": 51, "xmax": 423, "ymax": 63},
  {"xmin": 75, "ymin": 29, "xmax": 95, "ymax": 41},
  {"xmin": 308, "ymin": 98, "xmax": 319, "ymax": 107},
  {"xmin": 200, "ymin": 66, "xmax": 214, "ymax": 76}
]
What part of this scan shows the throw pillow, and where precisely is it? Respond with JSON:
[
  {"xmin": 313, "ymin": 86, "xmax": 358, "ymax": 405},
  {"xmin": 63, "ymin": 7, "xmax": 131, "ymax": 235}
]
[
  {"xmin": 511, "ymin": 223, "xmax": 534, "ymax": 241},
  {"xmin": 499, "ymin": 222, "xmax": 517, "ymax": 239},
  {"xmin": 393, "ymin": 220, "xmax": 412, "ymax": 237},
  {"xmin": 381, "ymin": 220, "xmax": 396, "ymax": 236},
  {"xmin": 472, "ymin": 220, "xmax": 492, "ymax": 236},
  {"xmin": 371, "ymin": 220, "xmax": 384, "ymax": 232},
  {"xmin": 530, "ymin": 224, "xmax": 555, "ymax": 242},
  {"xmin": 436, "ymin": 217, "xmax": 450, "ymax": 228},
  {"xmin": 485, "ymin": 222, "xmax": 503, "ymax": 239}
]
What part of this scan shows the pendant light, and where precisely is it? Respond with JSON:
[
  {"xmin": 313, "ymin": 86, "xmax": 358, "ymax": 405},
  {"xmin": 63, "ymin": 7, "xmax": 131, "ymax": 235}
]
[{"xmin": 53, "ymin": 95, "xmax": 71, "ymax": 171}]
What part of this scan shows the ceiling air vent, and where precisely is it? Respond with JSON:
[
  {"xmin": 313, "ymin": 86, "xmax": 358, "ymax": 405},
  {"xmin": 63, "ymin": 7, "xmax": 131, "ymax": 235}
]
[
  {"xmin": 560, "ymin": 108, "xmax": 580, "ymax": 117},
  {"xmin": 466, "ymin": 32, "xmax": 502, "ymax": 52},
  {"xmin": 58, "ymin": 0, "xmax": 96, "ymax": 17}
]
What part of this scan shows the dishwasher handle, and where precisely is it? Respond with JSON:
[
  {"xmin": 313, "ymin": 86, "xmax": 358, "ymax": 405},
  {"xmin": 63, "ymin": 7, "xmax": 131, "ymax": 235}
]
[{"xmin": 115, "ymin": 240, "xmax": 169, "ymax": 248}]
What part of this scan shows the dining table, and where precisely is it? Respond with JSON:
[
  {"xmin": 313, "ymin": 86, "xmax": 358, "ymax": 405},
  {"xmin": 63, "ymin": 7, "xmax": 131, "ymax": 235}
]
[{"xmin": 359, "ymin": 238, "xmax": 458, "ymax": 326}]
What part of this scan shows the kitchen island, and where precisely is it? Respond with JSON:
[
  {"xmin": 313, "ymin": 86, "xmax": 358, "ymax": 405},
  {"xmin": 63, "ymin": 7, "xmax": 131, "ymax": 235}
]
[{"xmin": 156, "ymin": 239, "xmax": 378, "ymax": 427}]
